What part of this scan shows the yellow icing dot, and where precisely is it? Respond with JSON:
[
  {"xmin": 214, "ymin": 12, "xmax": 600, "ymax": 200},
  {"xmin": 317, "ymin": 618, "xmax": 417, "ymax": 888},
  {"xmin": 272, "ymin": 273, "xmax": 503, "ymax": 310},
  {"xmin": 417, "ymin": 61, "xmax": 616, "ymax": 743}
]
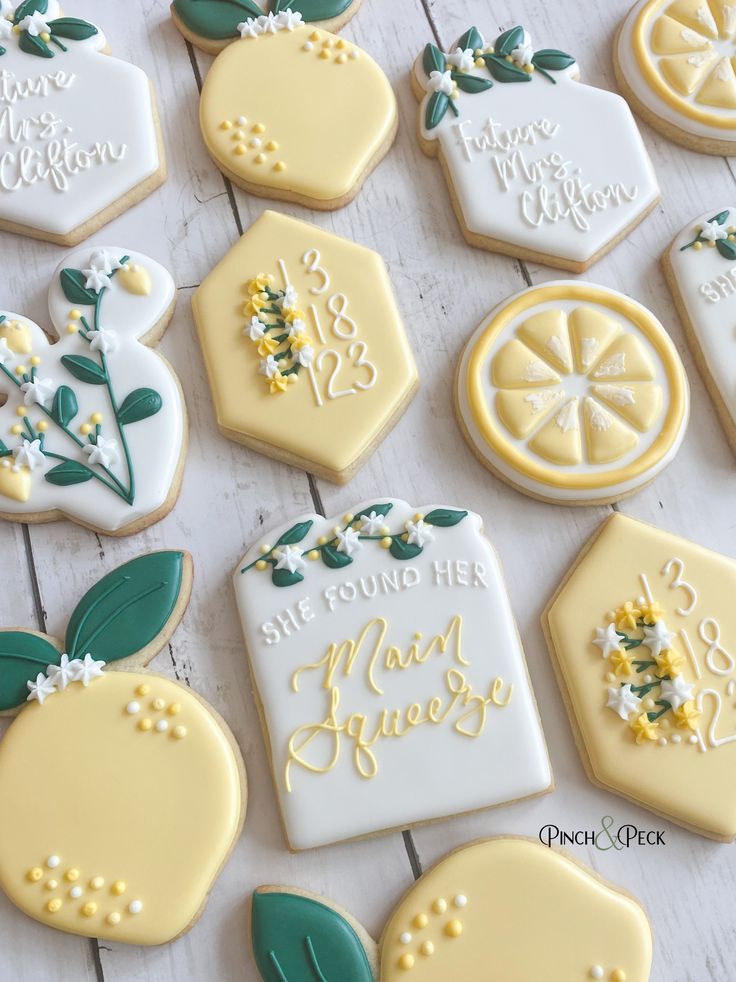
[
  {"xmin": 107, "ymin": 912, "xmax": 121, "ymax": 925},
  {"xmin": 14, "ymin": 365, "xmax": 25, "ymax": 375},
  {"xmin": 138, "ymin": 718, "xmax": 153, "ymax": 732},
  {"xmin": 172, "ymin": 725, "xmax": 187, "ymax": 740},
  {"xmin": 259, "ymin": 543, "xmax": 272, "ymax": 554},
  {"xmin": 255, "ymin": 153, "xmax": 267, "ymax": 164},
  {"xmin": 322, "ymin": 38, "xmax": 332, "ymax": 47},
  {"xmin": 66, "ymin": 323, "xmax": 78, "ymax": 334},
  {"xmin": 27, "ymin": 867, "xmax": 43, "ymax": 882},
  {"xmin": 65, "ymin": 869, "xmax": 79, "ymax": 882},
  {"xmin": 232, "ymin": 129, "xmax": 244, "ymax": 140},
  {"xmin": 136, "ymin": 684, "xmax": 150, "ymax": 696},
  {"xmin": 69, "ymin": 309, "xmax": 81, "ymax": 320},
  {"xmin": 420, "ymin": 941, "xmax": 434, "ymax": 957},
  {"xmin": 111, "ymin": 881, "xmax": 126, "ymax": 896},
  {"xmin": 308, "ymin": 550, "xmax": 320, "ymax": 561},
  {"xmin": 252, "ymin": 123, "xmax": 265, "ymax": 134},
  {"xmin": 152, "ymin": 698, "xmax": 165, "ymax": 711},
  {"xmin": 90, "ymin": 876, "xmax": 104, "ymax": 890},
  {"xmin": 167, "ymin": 703, "xmax": 181, "ymax": 716},
  {"xmin": 266, "ymin": 140, "xmax": 278, "ymax": 151},
  {"xmin": 319, "ymin": 48, "xmax": 331, "ymax": 60},
  {"xmin": 445, "ymin": 919, "xmax": 463, "ymax": 938},
  {"xmin": 15, "ymin": 406, "xmax": 26, "ymax": 417},
  {"xmin": 336, "ymin": 38, "xmax": 347, "ymax": 49},
  {"xmin": 40, "ymin": 32, "xmax": 50, "ymax": 42},
  {"xmin": 91, "ymin": 412, "xmax": 103, "ymax": 425},
  {"xmin": 46, "ymin": 899, "xmax": 62, "ymax": 913},
  {"xmin": 234, "ymin": 144, "xmax": 247, "ymax": 156},
  {"xmin": 432, "ymin": 898, "xmax": 447, "ymax": 914},
  {"xmin": 381, "ymin": 537, "xmax": 392, "ymax": 549},
  {"xmin": 274, "ymin": 161, "xmax": 286, "ymax": 172},
  {"xmin": 30, "ymin": 356, "xmax": 40, "ymax": 366},
  {"xmin": 255, "ymin": 560, "xmax": 268, "ymax": 571},
  {"xmin": 317, "ymin": 536, "xmax": 328, "ymax": 546},
  {"xmin": 37, "ymin": 421, "xmax": 47, "ymax": 432},
  {"xmin": 10, "ymin": 425, "xmax": 22, "ymax": 436},
  {"xmin": 81, "ymin": 902, "xmax": 97, "ymax": 918},
  {"xmin": 610, "ymin": 972, "xmax": 626, "ymax": 982},
  {"xmin": 693, "ymin": 241, "xmax": 703, "ymax": 251},
  {"xmin": 413, "ymin": 913, "xmax": 428, "ymax": 929},
  {"xmin": 45, "ymin": 880, "xmax": 58, "ymax": 891},
  {"xmin": 309, "ymin": 30, "xmax": 320, "ymax": 41},
  {"xmin": 220, "ymin": 120, "xmax": 232, "ymax": 130},
  {"xmin": 398, "ymin": 954, "xmax": 415, "ymax": 971}
]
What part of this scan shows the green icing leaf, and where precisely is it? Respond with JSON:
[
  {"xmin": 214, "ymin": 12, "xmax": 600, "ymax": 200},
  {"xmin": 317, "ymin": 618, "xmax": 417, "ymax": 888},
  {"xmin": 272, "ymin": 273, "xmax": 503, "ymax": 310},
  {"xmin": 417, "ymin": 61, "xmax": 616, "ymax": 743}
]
[
  {"xmin": 252, "ymin": 890, "xmax": 373, "ymax": 982},
  {"xmin": 60, "ymin": 268, "xmax": 97, "ymax": 306},
  {"xmin": 424, "ymin": 508, "xmax": 468, "ymax": 527},
  {"xmin": 423, "ymin": 42, "xmax": 446, "ymax": 76},
  {"xmin": 277, "ymin": 521, "xmax": 313, "ymax": 546},
  {"xmin": 353, "ymin": 502, "xmax": 393, "ymax": 522},
  {"xmin": 709, "ymin": 210, "xmax": 730, "ymax": 225},
  {"xmin": 47, "ymin": 17, "xmax": 99, "ymax": 41},
  {"xmin": 531, "ymin": 49, "xmax": 575, "ymax": 72},
  {"xmin": 172, "ymin": 0, "xmax": 264, "ymax": 40},
  {"xmin": 272, "ymin": 567, "xmax": 305, "ymax": 588},
  {"xmin": 117, "ymin": 388, "xmax": 163, "ymax": 426},
  {"xmin": 64, "ymin": 552, "xmax": 185, "ymax": 661},
  {"xmin": 44, "ymin": 461, "xmax": 93, "ymax": 487},
  {"xmin": 19, "ymin": 32, "xmax": 53, "ymax": 58},
  {"xmin": 51, "ymin": 385, "xmax": 78, "ymax": 427},
  {"xmin": 14, "ymin": 0, "xmax": 48, "ymax": 22},
  {"xmin": 0, "ymin": 439, "xmax": 10, "ymax": 457},
  {"xmin": 425, "ymin": 90, "xmax": 450, "ymax": 130},
  {"xmin": 717, "ymin": 238, "xmax": 736, "ymax": 260},
  {"xmin": 457, "ymin": 26, "xmax": 483, "ymax": 52},
  {"xmin": 390, "ymin": 538, "xmax": 423, "ymax": 561},
  {"xmin": 0, "ymin": 631, "xmax": 60, "ymax": 712},
  {"xmin": 495, "ymin": 25, "xmax": 524, "ymax": 57},
  {"xmin": 452, "ymin": 73, "xmax": 492, "ymax": 93},
  {"xmin": 275, "ymin": 0, "xmax": 355, "ymax": 19},
  {"xmin": 61, "ymin": 355, "xmax": 107, "ymax": 385},
  {"xmin": 483, "ymin": 53, "xmax": 531, "ymax": 83},
  {"xmin": 322, "ymin": 544, "xmax": 353, "ymax": 569}
]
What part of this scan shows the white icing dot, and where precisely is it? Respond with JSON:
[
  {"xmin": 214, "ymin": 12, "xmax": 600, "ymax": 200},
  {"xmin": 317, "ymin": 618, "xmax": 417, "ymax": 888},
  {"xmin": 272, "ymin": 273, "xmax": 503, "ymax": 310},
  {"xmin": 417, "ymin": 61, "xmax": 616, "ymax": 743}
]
[
  {"xmin": 658, "ymin": 737, "xmax": 668, "ymax": 747},
  {"xmin": 689, "ymin": 734, "xmax": 698, "ymax": 745},
  {"xmin": 128, "ymin": 900, "xmax": 143, "ymax": 915},
  {"xmin": 590, "ymin": 969, "xmax": 604, "ymax": 981},
  {"xmin": 46, "ymin": 856, "xmax": 60, "ymax": 869},
  {"xmin": 349, "ymin": 49, "xmax": 359, "ymax": 58},
  {"xmin": 250, "ymin": 137, "xmax": 262, "ymax": 148},
  {"xmin": 644, "ymin": 675, "xmax": 653, "ymax": 684},
  {"xmin": 126, "ymin": 701, "xmax": 140, "ymax": 715},
  {"xmin": 155, "ymin": 720, "xmax": 169, "ymax": 733},
  {"xmin": 302, "ymin": 41, "xmax": 313, "ymax": 51},
  {"xmin": 453, "ymin": 894, "xmax": 467, "ymax": 908},
  {"xmin": 399, "ymin": 932, "xmax": 412, "ymax": 944},
  {"xmin": 672, "ymin": 734, "xmax": 682, "ymax": 744},
  {"xmin": 70, "ymin": 886, "xmax": 83, "ymax": 899},
  {"xmin": 237, "ymin": 115, "xmax": 247, "ymax": 125}
]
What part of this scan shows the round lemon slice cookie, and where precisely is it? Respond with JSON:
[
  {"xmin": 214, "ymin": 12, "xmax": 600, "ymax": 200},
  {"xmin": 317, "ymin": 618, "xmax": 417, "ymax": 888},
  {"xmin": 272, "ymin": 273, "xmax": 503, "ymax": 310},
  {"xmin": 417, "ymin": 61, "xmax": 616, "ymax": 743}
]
[
  {"xmin": 456, "ymin": 282, "xmax": 689, "ymax": 504},
  {"xmin": 616, "ymin": 0, "xmax": 736, "ymax": 152}
]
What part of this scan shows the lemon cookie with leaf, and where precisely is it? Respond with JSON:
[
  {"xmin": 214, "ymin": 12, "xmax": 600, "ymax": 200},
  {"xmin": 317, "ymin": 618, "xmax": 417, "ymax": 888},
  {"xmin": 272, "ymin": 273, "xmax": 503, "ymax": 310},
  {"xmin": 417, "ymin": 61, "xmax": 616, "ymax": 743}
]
[
  {"xmin": 195, "ymin": 3, "xmax": 396, "ymax": 209},
  {"xmin": 0, "ymin": 550, "xmax": 246, "ymax": 944},
  {"xmin": 250, "ymin": 838, "xmax": 652, "ymax": 981}
]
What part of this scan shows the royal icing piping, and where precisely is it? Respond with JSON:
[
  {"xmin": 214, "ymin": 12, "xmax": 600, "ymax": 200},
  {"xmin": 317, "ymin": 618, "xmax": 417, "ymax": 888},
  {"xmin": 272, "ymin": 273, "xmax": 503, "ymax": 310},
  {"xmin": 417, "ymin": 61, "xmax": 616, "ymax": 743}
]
[
  {"xmin": 414, "ymin": 23, "xmax": 659, "ymax": 266},
  {"xmin": 0, "ymin": 0, "xmax": 162, "ymax": 238},
  {"xmin": 234, "ymin": 499, "xmax": 551, "ymax": 850},
  {"xmin": 0, "ymin": 246, "xmax": 185, "ymax": 533},
  {"xmin": 172, "ymin": 0, "xmax": 356, "ymax": 42}
]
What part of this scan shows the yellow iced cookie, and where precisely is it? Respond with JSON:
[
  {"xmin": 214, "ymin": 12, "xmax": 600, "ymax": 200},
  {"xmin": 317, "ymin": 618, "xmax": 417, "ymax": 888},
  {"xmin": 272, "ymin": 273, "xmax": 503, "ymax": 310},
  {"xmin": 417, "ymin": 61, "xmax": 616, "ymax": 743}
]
[
  {"xmin": 456, "ymin": 281, "xmax": 689, "ymax": 504},
  {"xmin": 545, "ymin": 513, "xmax": 736, "ymax": 840},
  {"xmin": 249, "ymin": 838, "xmax": 652, "ymax": 981}
]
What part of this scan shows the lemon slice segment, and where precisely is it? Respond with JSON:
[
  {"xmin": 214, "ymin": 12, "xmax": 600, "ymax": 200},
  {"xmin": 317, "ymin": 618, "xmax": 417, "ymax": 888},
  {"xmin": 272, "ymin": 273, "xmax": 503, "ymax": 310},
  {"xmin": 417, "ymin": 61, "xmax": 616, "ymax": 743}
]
[
  {"xmin": 496, "ymin": 388, "xmax": 565, "ymax": 439},
  {"xmin": 491, "ymin": 339, "xmax": 561, "ymax": 389},
  {"xmin": 695, "ymin": 54, "xmax": 736, "ymax": 104},
  {"xmin": 590, "ymin": 334, "xmax": 656, "ymax": 381},
  {"xmin": 529, "ymin": 398, "xmax": 583, "ymax": 465},
  {"xmin": 667, "ymin": 0, "xmax": 719, "ymax": 36},
  {"xmin": 517, "ymin": 310, "xmax": 574, "ymax": 374},
  {"xmin": 659, "ymin": 50, "xmax": 719, "ymax": 92},
  {"xmin": 711, "ymin": 0, "xmax": 736, "ymax": 37},
  {"xmin": 568, "ymin": 307, "xmax": 622, "ymax": 374},
  {"xmin": 651, "ymin": 14, "xmax": 713, "ymax": 51},
  {"xmin": 584, "ymin": 397, "xmax": 640, "ymax": 463},
  {"xmin": 591, "ymin": 383, "xmax": 664, "ymax": 431}
]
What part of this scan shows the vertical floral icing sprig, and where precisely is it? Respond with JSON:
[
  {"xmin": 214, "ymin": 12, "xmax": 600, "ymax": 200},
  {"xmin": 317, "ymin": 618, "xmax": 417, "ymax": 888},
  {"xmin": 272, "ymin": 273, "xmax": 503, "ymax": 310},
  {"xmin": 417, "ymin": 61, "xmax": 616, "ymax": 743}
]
[
  {"xmin": 593, "ymin": 596, "xmax": 701, "ymax": 746},
  {"xmin": 243, "ymin": 272, "xmax": 315, "ymax": 395},
  {"xmin": 0, "ymin": 0, "xmax": 98, "ymax": 59},
  {"xmin": 0, "ymin": 249, "xmax": 162, "ymax": 506},
  {"xmin": 240, "ymin": 501, "xmax": 469, "ymax": 587},
  {"xmin": 421, "ymin": 25, "xmax": 576, "ymax": 130},
  {"xmin": 679, "ymin": 209, "xmax": 736, "ymax": 260}
]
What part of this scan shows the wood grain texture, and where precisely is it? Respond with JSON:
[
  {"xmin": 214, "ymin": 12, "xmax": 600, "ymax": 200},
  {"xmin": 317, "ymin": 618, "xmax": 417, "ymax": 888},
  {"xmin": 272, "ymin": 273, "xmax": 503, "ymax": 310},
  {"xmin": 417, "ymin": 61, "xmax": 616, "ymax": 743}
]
[{"xmin": 0, "ymin": 1, "xmax": 733, "ymax": 980}]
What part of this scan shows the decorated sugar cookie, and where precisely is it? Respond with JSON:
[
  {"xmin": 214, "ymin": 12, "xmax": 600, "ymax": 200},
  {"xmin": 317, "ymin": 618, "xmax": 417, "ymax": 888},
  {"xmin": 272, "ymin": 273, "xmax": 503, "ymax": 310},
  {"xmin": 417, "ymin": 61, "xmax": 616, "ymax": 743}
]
[
  {"xmin": 0, "ymin": 246, "xmax": 187, "ymax": 535},
  {"xmin": 233, "ymin": 498, "xmax": 551, "ymax": 851},
  {"xmin": 194, "ymin": 211, "xmax": 417, "ymax": 483},
  {"xmin": 0, "ymin": 0, "xmax": 164, "ymax": 244},
  {"xmin": 172, "ymin": 0, "xmax": 362, "ymax": 54},
  {"xmin": 250, "ymin": 838, "xmax": 652, "ymax": 981},
  {"xmin": 545, "ymin": 513, "xmax": 736, "ymax": 840},
  {"xmin": 411, "ymin": 24, "xmax": 659, "ymax": 272},
  {"xmin": 197, "ymin": 9, "xmax": 396, "ymax": 209},
  {"xmin": 0, "ymin": 551, "xmax": 246, "ymax": 943},
  {"xmin": 663, "ymin": 207, "xmax": 736, "ymax": 455},
  {"xmin": 455, "ymin": 281, "xmax": 689, "ymax": 505},
  {"xmin": 616, "ymin": 0, "xmax": 736, "ymax": 154}
]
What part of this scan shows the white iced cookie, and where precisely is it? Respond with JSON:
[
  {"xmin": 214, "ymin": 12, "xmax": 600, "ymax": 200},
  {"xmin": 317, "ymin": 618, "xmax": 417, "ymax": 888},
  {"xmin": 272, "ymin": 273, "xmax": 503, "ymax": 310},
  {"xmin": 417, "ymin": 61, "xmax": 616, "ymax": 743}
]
[
  {"xmin": 616, "ymin": 0, "xmax": 736, "ymax": 154},
  {"xmin": 545, "ymin": 513, "xmax": 736, "ymax": 841},
  {"xmin": 455, "ymin": 281, "xmax": 690, "ymax": 505},
  {"xmin": 0, "ymin": 246, "xmax": 186, "ymax": 534},
  {"xmin": 251, "ymin": 839, "xmax": 652, "ymax": 982},
  {"xmin": 0, "ymin": 0, "xmax": 164, "ymax": 243},
  {"xmin": 412, "ymin": 23, "xmax": 659, "ymax": 272},
  {"xmin": 234, "ymin": 499, "xmax": 551, "ymax": 851},
  {"xmin": 663, "ymin": 207, "xmax": 736, "ymax": 455}
]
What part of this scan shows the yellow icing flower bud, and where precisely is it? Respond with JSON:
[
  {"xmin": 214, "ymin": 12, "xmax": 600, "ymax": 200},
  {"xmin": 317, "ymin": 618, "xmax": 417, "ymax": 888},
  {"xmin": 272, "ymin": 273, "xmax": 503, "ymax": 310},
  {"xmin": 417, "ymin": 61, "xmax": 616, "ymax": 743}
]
[
  {"xmin": 15, "ymin": 406, "xmax": 26, "ymax": 417},
  {"xmin": 80, "ymin": 424, "xmax": 92, "ymax": 436},
  {"xmin": 91, "ymin": 413, "xmax": 103, "ymax": 425},
  {"xmin": 30, "ymin": 356, "xmax": 40, "ymax": 366},
  {"xmin": 260, "ymin": 543, "xmax": 272, "ymax": 554},
  {"xmin": 380, "ymin": 537, "xmax": 392, "ymax": 549},
  {"xmin": 255, "ymin": 560, "xmax": 268, "ymax": 571},
  {"xmin": 10, "ymin": 425, "xmax": 22, "ymax": 436}
]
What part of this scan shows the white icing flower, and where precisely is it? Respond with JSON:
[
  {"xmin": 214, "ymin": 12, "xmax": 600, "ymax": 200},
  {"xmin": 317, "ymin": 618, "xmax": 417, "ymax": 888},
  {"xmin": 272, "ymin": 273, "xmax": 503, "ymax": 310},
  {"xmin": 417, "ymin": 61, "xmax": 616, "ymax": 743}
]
[
  {"xmin": 277, "ymin": 9, "xmax": 303, "ymax": 30},
  {"xmin": 700, "ymin": 220, "xmax": 728, "ymax": 242},
  {"xmin": 27, "ymin": 672, "xmax": 56, "ymax": 705},
  {"xmin": 427, "ymin": 69, "xmax": 454, "ymax": 95},
  {"xmin": 88, "ymin": 327, "xmax": 118, "ymax": 355},
  {"xmin": 0, "ymin": 17, "xmax": 12, "ymax": 40},
  {"xmin": 237, "ymin": 18, "xmax": 261, "ymax": 38},
  {"xmin": 0, "ymin": 337, "xmax": 12, "ymax": 364},
  {"xmin": 360, "ymin": 510, "xmax": 387, "ymax": 535},
  {"xmin": 592, "ymin": 623, "xmax": 622, "ymax": 658},
  {"xmin": 335, "ymin": 526, "xmax": 362, "ymax": 556},
  {"xmin": 288, "ymin": 319, "xmax": 306, "ymax": 338},
  {"xmin": 642, "ymin": 620, "xmax": 676, "ymax": 658},
  {"xmin": 0, "ymin": 0, "xmax": 12, "ymax": 17},
  {"xmin": 83, "ymin": 435, "xmax": 119, "ymax": 469},
  {"xmin": 259, "ymin": 354, "xmax": 280, "ymax": 379},
  {"xmin": 71, "ymin": 653, "xmax": 105, "ymax": 687},
  {"xmin": 279, "ymin": 284, "xmax": 298, "ymax": 311},
  {"xmin": 446, "ymin": 47, "xmax": 475, "ymax": 72},
  {"xmin": 20, "ymin": 376, "xmax": 55, "ymax": 408},
  {"xmin": 606, "ymin": 684, "xmax": 642, "ymax": 721},
  {"xmin": 274, "ymin": 545, "xmax": 306, "ymax": 574},
  {"xmin": 82, "ymin": 266, "xmax": 112, "ymax": 294},
  {"xmin": 89, "ymin": 250, "xmax": 124, "ymax": 276},
  {"xmin": 247, "ymin": 317, "xmax": 266, "ymax": 341},
  {"xmin": 46, "ymin": 653, "xmax": 77, "ymax": 691},
  {"xmin": 258, "ymin": 12, "xmax": 280, "ymax": 34},
  {"xmin": 659, "ymin": 675, "xmax": 694, "ymax": 710},
  {"xmin": 293, "ymin": 344, "xmax": 314, "ymax": 368},
  {"xmin": 510, "ymin": 30, "xmax": 534, "ymax": 66},
  {"xmin": 405, "ymin": 518, "xmax": 434, "ymax": 547},
  {"xmin": 18, "ymin": 11, "xmax": 51, "ymax": 36},
  {"xmin": 13, "ymin": 438, "xmax": 44, "ymax": 471}
]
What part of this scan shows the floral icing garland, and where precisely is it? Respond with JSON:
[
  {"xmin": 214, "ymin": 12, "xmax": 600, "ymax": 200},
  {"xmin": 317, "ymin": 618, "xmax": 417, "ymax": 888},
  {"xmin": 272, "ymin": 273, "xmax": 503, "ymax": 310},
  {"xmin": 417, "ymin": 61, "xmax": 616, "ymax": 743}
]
[
  {"xmin": 421, "ymin": 25, "xmax": 575, "ymax": 131},
  {"xmin": 0, "ymin": 0, "xmax": 97, "ymax": 59},
  {"xmin": 240, "ymin": 501, "xmax": 468, "ymax": 587},
  {"xmin": 679, "ymin": 209, "xmax": 736, "ymax": 261},
  {"xmin": 593, "ymin": 594, "xmax": 701, "ymax": 746},
  {"xmin": 172, "ymin": 0, "xmax": 354, "ymax": 41},
  {"xmin": 0, "ymin": 250, "xmax": 163, "ymax": 506},
  {"xmin": 243, "ymin": 273, "xmax": 315, "ymax": 395}
]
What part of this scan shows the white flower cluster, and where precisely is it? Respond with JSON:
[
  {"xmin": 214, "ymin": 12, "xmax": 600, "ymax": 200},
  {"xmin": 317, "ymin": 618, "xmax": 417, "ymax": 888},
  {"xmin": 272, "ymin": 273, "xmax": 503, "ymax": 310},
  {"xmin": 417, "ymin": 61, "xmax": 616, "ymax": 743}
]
[
  {"xmin": 27, "ymin": 653, "xmax": 106, "ymax": 706},
  {"xmin": 237, "ymin": 10, "xmax": 304, "ymax": 39}
]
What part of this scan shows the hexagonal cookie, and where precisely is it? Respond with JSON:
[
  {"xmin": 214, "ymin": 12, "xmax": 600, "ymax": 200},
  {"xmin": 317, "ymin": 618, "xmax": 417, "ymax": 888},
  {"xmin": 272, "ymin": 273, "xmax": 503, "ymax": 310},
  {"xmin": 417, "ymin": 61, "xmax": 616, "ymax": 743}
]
[
  {"xmin": 194, "ymin": 211, "xmax": 418, "ymax": 483},
  {"xmin": 545, "ymin": 513, "xmax": 736, "ymax": 840}
]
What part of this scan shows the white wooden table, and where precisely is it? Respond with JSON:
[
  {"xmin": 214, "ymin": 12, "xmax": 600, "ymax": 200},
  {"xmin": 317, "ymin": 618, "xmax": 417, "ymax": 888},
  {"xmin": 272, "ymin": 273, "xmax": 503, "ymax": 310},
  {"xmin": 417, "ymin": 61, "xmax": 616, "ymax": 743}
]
[{"xmin": 1, "ymin": 1, "xmax": 734, "ymax": 979}]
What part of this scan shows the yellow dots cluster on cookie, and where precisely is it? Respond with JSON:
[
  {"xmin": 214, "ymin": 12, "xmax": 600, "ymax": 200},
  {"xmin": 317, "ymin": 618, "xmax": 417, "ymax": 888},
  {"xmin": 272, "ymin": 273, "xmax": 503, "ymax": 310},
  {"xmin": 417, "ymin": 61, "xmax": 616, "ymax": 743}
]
[
  {"xmin": 301, "ymin": 29, "xmax": 359, "ymax": 62},
  {"xmin": 24, "ymin": 853, "xmax": 144, "ymax": 926},
  {"xmin": 396, "ymin": 894, "xmax": 467, "ymax": 969},
  {"xmin": 124, "ymin": 685, "xmax": 187, "ymax": 740}
]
